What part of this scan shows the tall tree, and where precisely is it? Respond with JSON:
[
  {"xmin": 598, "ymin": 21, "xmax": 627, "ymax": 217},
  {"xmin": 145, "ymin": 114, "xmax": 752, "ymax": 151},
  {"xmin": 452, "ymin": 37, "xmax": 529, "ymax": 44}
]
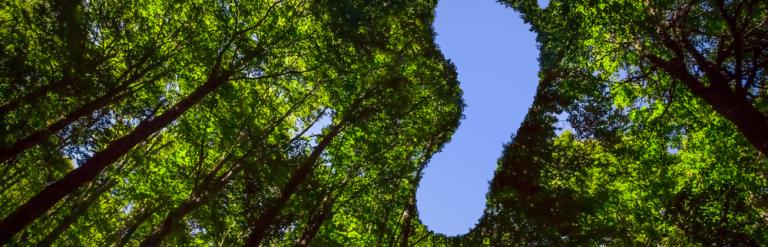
[
  {"xmin": 0, "ymin": 0, "xmax": 464, "ymax": 245},
  {"xmin": 139, "ymin": 97, "xmax": 326, "ymax": 246},
  {"xmin": 499, "ymin": 0, "xmax": 768, "ymax": 155},
  {"xmin": 0, "ymin": 0, "xmax": 309, "ymax": 242},
  {"xmin": 244, "ymin": 113, "xmax": 355, "ymax": 246},
  {"xmin": 35, "ymin": 180, "xmax": 116, "ymax": 247}
]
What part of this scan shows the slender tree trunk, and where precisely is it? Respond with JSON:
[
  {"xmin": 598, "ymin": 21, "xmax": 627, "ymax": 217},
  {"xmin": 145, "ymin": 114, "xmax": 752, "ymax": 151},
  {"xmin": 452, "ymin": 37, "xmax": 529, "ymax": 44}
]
[
  {"xmin": 0, "ymin": 86, "xmax": 130, "ymax": 163},
  {"xmin": 55, "ymin": 0, "xmax": 87, "ymax": 70},
  {"xmin": 397, "ymin": 193, "xmax": 416, "ymax": 247},
  {"xmin": 0, "ymin": 58, "xmax": 164, "ymax": 164},
  {"xmin": 139, "ymin": 159, "xmax": 238, "ymax": 247},
  {"xmin": 138, "ymin": 192, "xmax": 211, "ymax": 247},
  {"xmin": 54, "ymin": 0, "xmax": 87, "ymax": 88},
  {"xmin": 140, "ymin": 90, "xmax": 324, "ymax": 246},
  {"xmin": 294, "ymin": 195, "xmax": 335, "ymax": 247},
  {"xmin": 244, "ymin": 121, "xmax": 346, "ymax": 247},
  {"xmin": 396, "ymin": 173, "xmax": 421, "ymax": 247},
  {"xmin": 295, "ymin": 213, "xmax": 328, "ymax": 247},
  {"xmin": 35, "ymin": 181, "xmax": 115, "ymax": 247},
  {"xmin": 375, "ymin": 197, "xmax": 393, "ymax": 247},
  {"xmin": 0, "ymin": 82, "xmax": 61, "ymax": 117},
  {"xmin": 397, "ymin": 140, "xmax": 437, "ymax": 247},
  {"xmin": 0, "ymin": 0, "xmax": 89, "ymax": 160},
  {"xmin": 139, "ymin": 88, "xmax": 324, "ymax": 246},
  {"xmin": 109, "ymin": 205, "xmax": 158, "ymax": 247},
  {"xmin": 0, "ymin": 68, "xmax": 231, "ymax": 244}
]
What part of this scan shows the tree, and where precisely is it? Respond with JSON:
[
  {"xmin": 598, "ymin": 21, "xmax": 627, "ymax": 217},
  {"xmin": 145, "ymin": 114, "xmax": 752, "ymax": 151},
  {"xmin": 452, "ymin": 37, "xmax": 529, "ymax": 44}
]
[
  {"xmin": 499, "ymin": 0, "xmax": 768, "ymax": 155},
  {"xmin": 0, "ymin": 0, "xmax": 464, "ymax": 245},
  {"xmin": 1, "ymin": 0, "xmax": 324, "ymax": 243},
  {"xmin": 463, "ymin": 1, "xmax": 768, "ymax": 245}
]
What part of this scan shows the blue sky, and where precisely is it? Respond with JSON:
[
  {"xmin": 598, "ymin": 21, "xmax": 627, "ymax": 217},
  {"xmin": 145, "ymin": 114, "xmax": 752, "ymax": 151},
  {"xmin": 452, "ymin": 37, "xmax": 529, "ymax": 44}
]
[{"xmin": 415, "ymin": 0, "xmax": 542, "ymax": 236}]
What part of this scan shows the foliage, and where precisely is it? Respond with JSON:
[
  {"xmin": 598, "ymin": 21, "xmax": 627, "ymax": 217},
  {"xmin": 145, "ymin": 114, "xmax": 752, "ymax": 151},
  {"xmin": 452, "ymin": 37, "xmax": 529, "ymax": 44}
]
[
  {"xmin": 458, "ymin": 0, "xmax": 768, "ymax": 246},
  {"xmin": 0, "ymin": 0, "xmax": 463, "ymax": 245},
  {"xmin": 2, "ymin": 0, "xmax": 767, "ymax": 246}
]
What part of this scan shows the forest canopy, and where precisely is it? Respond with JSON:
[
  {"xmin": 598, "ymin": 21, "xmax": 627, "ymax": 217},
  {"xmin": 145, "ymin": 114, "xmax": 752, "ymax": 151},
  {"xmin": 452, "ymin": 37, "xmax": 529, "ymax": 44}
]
[{"xmin": 0, "ymin": 0, "xmax": 766, "ymax": 246}]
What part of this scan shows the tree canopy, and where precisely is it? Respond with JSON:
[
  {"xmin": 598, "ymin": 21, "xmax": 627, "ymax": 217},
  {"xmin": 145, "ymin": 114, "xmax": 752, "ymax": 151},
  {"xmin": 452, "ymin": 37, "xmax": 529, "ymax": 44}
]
[
  {"xmin": 1, "ymin": 0, "xmax": 766, "ymax": 246},
  {"xmin": 459, "ymin": 0, "xmax": 768, "ymax": 245}
]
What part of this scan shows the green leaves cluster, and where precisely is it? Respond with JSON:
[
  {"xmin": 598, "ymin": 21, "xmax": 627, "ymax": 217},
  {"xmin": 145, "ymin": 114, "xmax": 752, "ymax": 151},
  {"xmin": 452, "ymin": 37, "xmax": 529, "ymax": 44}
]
[
  {"xmin": 459, "ymin": 0, "xmax": 768, "ymax": 245},
  {"xmin": 0, "ymin": 0, "xmax": 464, "ymax": 246},
  {"xmin": 3, "ymin": 0, "xmax": 766, "ymax": 246}
]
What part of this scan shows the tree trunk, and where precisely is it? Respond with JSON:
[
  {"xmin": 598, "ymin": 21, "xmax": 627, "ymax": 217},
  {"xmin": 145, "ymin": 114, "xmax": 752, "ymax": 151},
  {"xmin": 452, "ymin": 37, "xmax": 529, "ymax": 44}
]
[
  {"xmin": 55, "ymin": 0, "xmax": 87, "ymax": 73},
  {"xmin": 647, "ymin": 55, "xmax": 768, "ymax": 156},
  {"xmin": 140, "ymin": 89, "xmax": 326, "ymax": 246},
  {"xmin": 397, "ymin": 165, "xmax": 428, "ymax": 246},
  {"xmin": 0, "ymin": 68, "xmax": 230, "ymax": 244},
  {"xmin": 244, "ymin": 122, "xmax": 346, "ymax": 247},
  {"xmin": 692, "ymin": 85, "xmax": 768, "ymax": 156},
  {"xmin": 397, "ymin": 140, "xmax": 438, "ymax": 247},
  {"xmin": 109, "ymin": 205, "xmax": 158, "ymax": 247},
  {"xmin": 397, "ymin": 193, "xmax": 416, "ymax": 247},
  {"xmin": 0, "ymin": 0, "xmax": 90, "ymax": 161},
  {"xmin": 139, "ymin": 160, "xmax": 238, "ymax": 247},
  {"xmin": 0, "ymin": 86, "xmax": 130, "ymax": 163},
  {"xmin": 138, "ymin": 195, "xmax": 205, "ymax": 247},
  {"xmin": 294, "ymin": 195, "xmax": 335, "ymax": 247},
  {"xmin": 0, "ymin": 56, "xmax": 164, "ymax": 164},
  {"xmin": 0, "ymin": 81, "xmax": 61, "ymax": 117},
  {"xmin": 139, "ymin": 89, "xmax": 323, "ymax": 246},
  {"xmin": 36, "ymin": 181, "xmax": 115, "ymax": 247}
]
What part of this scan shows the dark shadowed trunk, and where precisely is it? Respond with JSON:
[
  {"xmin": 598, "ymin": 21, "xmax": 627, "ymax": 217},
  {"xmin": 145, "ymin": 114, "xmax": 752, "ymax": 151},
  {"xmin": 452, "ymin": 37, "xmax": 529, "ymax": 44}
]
[
  {"xmin": 694, "ymin": 84, "xmax": 768, "ymax": 156},
  {"xmin": 0, "ymin": 81, "xmax": 61, "ymax": 117},
  {"xmin": 54, "ymin": 0, "xmax": 88, "ymax": 88},
  {"xmin": 294, "ymin": 195, "xmax": 335, "ymax": 247},
  {"xmin": 244, "ymin": 121, "xmax": 346, "ymax": 247},
  {"xmin": 0, "ymin": 0, "xmax": 90, "ymax": 158},
  {"xmin": 0, "ymin": 86, "xmax": 130, "ymax": 163},
  {"xmin": 647, "ymin": 55, "xmax": 768, "ymax": 156},
  {"xmin": 139, "ymin": 94, "xmax": 324, "ymax": 246},
  {"xmin": 36, "ymin": 181, "xmax": 115, "ymax": 247},
  {"xmin": 0, "ymin": 54, "xmax": 166, "ymax": 164},
  {"xmin": 109, "ymin": 205, "xmax": 158, "ymax": 247},
  {"xmin": 139, "ymin": 158, "xmax": 239, "ymax": 247},
  {"xmin": 0, "ymin": 66, "xmax": 231, "ymax": 244}
]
